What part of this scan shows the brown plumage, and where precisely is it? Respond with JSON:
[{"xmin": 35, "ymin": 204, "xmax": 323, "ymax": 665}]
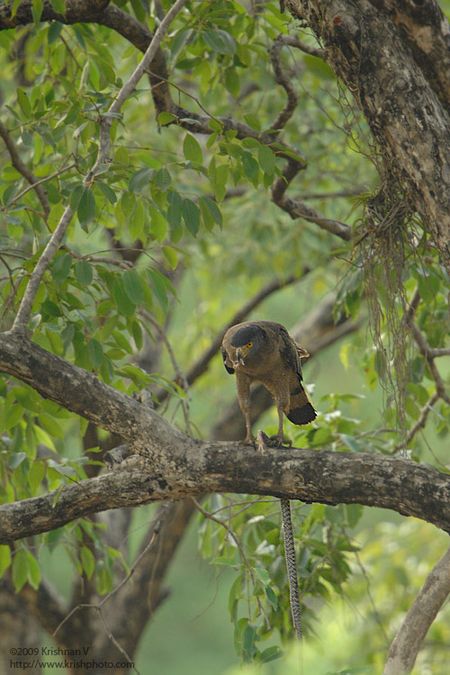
[{"xmin": 221, "ymin": 320, "xmax": 316, "ymax": 444}]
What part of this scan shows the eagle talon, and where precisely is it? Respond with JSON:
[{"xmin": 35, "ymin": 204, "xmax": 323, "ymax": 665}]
[
  {"xmin": 269, "ymin": 434, "xmax": 292, "ymax": 448},
  {"xmin": 256, "ymin": 430, "xmax": 270, "ymax": 451}
]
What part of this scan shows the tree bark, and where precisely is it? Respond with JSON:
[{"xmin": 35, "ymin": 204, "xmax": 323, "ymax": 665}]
[
  {"xmin": 287, "ymin": 0, "xmax": 450, "ymax": 267},
  {"xmin": 0, "ymin": 442, "xmax": 448, "ymax": 543},
  {"xmin": 383, "ymin": 546, "xmax": 450, "ymax": 674}
]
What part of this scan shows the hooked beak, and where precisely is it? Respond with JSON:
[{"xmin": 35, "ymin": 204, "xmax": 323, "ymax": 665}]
[{"xmin": 233, "ymin": 348, "xmax": 245, "ymax": 368}]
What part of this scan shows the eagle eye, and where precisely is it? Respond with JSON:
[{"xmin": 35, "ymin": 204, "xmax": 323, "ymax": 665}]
[{"xmin": 246, "ymin": 341, "xmax": 253, "ymax": 348}]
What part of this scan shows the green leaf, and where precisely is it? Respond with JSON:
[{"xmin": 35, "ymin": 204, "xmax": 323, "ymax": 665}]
[
  {"xmin": 87, "ymin": 339, "xmax": 104, "ymax": 369},
  {"xmin": 29, "ymin": 461, "xmax": 46, "ymax": 493},
  {"xmin": 157, "ymin": 111, "xmax": 177, "ymax": 126},
  {"xmin": 154, "ymin": 168, "xmax": 171, "ymax": 190},
  {"xmin": 34, "ymin": 426, "xmax": 56, "ymax": 452},
  {"xmin": 129, "ymin": 167, "xmax": 153, "ymax": 193},
  {"xmin": 78, "ymin": 188, "xmax": 96, "ymax": 229},
  {"xmin": 97, "ymin": 182, "xmax": 117, "ymax": 204},
  {"xmin": 39, "ymin": 412, "xmax": 64, "ymax": 439},
  {"xmin": 339, "ymin": 434, "xmax": 362, "ymax": 452},
  {"xmin": 265, "ymin": 585, "xmax": 278, "ymax": 610},
  {"xmin": 162, "ymin": 246, "xmax": 178, "ymax": 270},
  {"xmin": 258, "ymin": 145, "xmax": 276, "ymax": 175},
  {"xmin": 11, "ymin": 0, "xmax": 24, "ymax": 18},
  {"xmin": 112, "ymin": 278, "xmax": 136, "ymax": 317},
  {"xmin": 241, "ymin": 151, "xmax": 259, "ymax": 184},
  {"xmin": 131, "ymin": 319, "xmax": 143, "ymax": 350},
  {"xmin": 208, "ymin": 159, "xmax": 228, "ymax": 202},
  {"xmin": 9, "ymin": 452, "xmax": 27, "ymax": 470},
  {"xmin": 96, "ymin": 562, "xmax": 113, "ymax": 595},
  {"xmin": 303, "ymin": 54, "xmax": 335, "ymax": 80},
  {"xmin": 118, "ymin": 364, "xmax": 152, "ymax": 387},
  {"xmin": 224, "ymin": 68, "xmax": 240, "ymax": 97},
  {"xmin": 345, "ymin": 504, "xmax": 364, "ymax": 528},
  {"xmin": 26, "ymin": 550, "xmax": 41, "ymax": 589},
  {"xmin": 52, "ymin": 253, "xmax": 72, "ymax": 286},
  {"xmin": 74, "ymin": 260, "xmax": 93, "ymax": 285},
  {"xmin": 149, "ymin": 206, "xmax": 168, "ymax": 242},
  {"xmin": 199, "ymin": 196, "xmax": 222, "ymax": 227},
  {"xmin": 70, "ymin": 184, "xmax": 84, "ymax": 211},
  {"xmin": 167, "ymin": 191, "xmax": 182, "ymax": 229},
  {"xmin": 32, "ymin": 0, "xmax": 44, "ymax": 24},
  {"xmin": 183, "ymin": 133, "xmax": 203, "ymax": 164},
  {"xmin": 113, "ymin": 330, "xmax": 133, "ymax": 354},
  {"xmin": 12, "ymin": 549, "xmax": 29, "ymax": 592},
  {"xmin": 4, "ymin": 403, "xmax": 23, "ymax": 430},
  {"xmin": 80, "ymin": 545, "xmax": 96, "ymax": 580},
  {"xmin": 130, "ymin": 0, "xmax": 146, "ymax": 22},
  {"xmin": 122, "ymin": 269, "xmax": 146, "ymax": 305},
  {"xmin": 242, "ymin": 624, "xmax": 257, "ymax": 662},
  {"xmin": 17, "ymin": 88, "xmax": 32, "ymax": 117},
  {"xmin": 0, "ymin": 545, "xmax": 11, "ymax": 577},
  {"xmin": 147, "ymin": 268, "xmax": 170, "ymax": 310},
  {"xmin": 259, "ymin": 646, "xmax": 283, "ymax": 663},
  {"xmin": 203, "ymin": 29, "xmax": 236, "ymax": 55},
  {"xmin": 417, "ymin": 271, "xmax": 440, "ymax": 303},
  {"xmin": 182, "ymin": 198, "xmax": 200, "ymax": 236},
  {"xmin": 50, "ymin": 0, "xmax": 66, "ymax": 12}
]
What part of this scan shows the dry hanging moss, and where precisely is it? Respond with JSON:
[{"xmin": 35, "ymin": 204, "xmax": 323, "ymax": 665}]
[{"xmin": 357, "ymin": 174, "xmax": 417, "ymax": 430}]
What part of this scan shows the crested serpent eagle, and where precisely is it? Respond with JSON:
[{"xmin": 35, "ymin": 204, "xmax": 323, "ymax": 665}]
[{"xmin": 221, "ymin": 320, "xmax": 316, "ymax": 445}]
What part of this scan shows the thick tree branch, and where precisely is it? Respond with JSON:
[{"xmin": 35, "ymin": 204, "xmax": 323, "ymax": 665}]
[
  {"xmin": 287, "ymin": 0, "xmax": 450, "ymax": 266},
  {"xmin": 383, "ymin": 546, "xmax": 450, "ymax": 675},
  {"xmin": 370, "ymin": 0, "xmax": 450, "ymax": 114},
  {"xmin": 0, "ymin": 330, "xmax": 186, "ymax": 460},
  {"xmin": 0, "ymin": 443, "xmax": 448, "ymax": 544}
]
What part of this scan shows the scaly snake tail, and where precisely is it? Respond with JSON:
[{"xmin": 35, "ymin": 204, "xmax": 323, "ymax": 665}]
[{"xmin": 280, "ymin": 497, "xmax": 302, "ymax": 640}]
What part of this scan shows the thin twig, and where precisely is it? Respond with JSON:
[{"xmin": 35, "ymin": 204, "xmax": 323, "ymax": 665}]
[
  {"xmin": 270, "ymin": 35, "xmax": 299, "ymax": 132},
  {"xmin": 271, "ymin": 159, "xmax": 352, "ymax": 241},
  {"xmin": 10, "ymin": 162, "xmax": 77, "ymax": 207},
  {"xmin": 396, "ymin": 289, "xmax": 450, "ymax": 449},
  {"xmin": 10, "ymin": 0, "xmax": 188, "ymax": 333},
  {"xmin": 191, "ymin": 497, "xmax": 271, "ymax": 629},
  {"xmin": 68, "ymin": 248, "xmax": 134, "ymax": 270},
  {"xmin": 96, "ymin": 609, "xmax": 139, "ymax": 673},
  {"xmin": 394, "ymin": 393, "xmax": 439, "ymax": 451},
  {"xmin": 0, "ymin": 120, "xmax": 50, "ymax": 219},
  {"xmin": 52, "ymin": 520, "xmax": 162, "ymax": 673},
  {"xmin": 143, "ymin": 311, "xmax": 192, "ymax": 433},
  {"xmin": 277, "ymin": 35, "xmax": 326, "ymax": 59},
  {"xmin": 12, "ymin": 203, "xmax": 75, "ymax": 331},
  {"xmin": 429, "ymin": 348, "xmax": 450, "ymax": 358}
]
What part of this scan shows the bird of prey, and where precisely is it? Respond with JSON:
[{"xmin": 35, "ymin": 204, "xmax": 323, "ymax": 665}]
[{"xmin": 221, "ymin": 320, "xmax": 316, "ymax": 445}]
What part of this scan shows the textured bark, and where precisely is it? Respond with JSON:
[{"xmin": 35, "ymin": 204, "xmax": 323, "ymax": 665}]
[
  {"xmin": 0, "ymin": 440, "xmax": 448, "ymax": 543},
  {"xmin": 287, "ymin": 0, "xmax": 450, "ymax": 266},
  {"xmin": 384, "ymin": 546, "xmax": 450, "ymax": 674},
  {"xmin": 6, "ymin": 313, "xmax": 446, "ymax": 547}
]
